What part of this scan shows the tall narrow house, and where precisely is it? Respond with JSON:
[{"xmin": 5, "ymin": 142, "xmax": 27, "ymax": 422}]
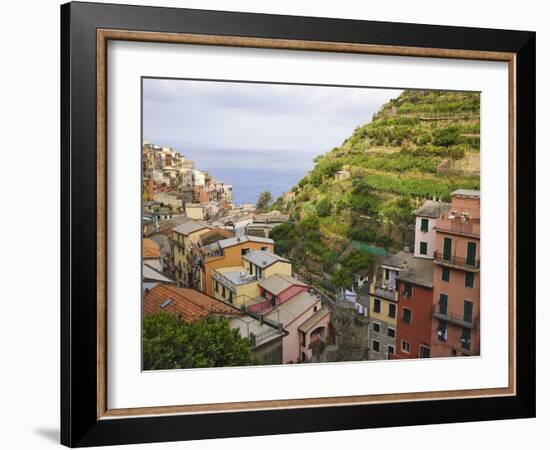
[{"xmin": 431, "ymin": 190, "xmax": 481, "ymax": 357}]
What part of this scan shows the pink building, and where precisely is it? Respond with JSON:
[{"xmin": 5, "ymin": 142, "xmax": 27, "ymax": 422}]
[
  {"xmin": 265, "ymin": 290, "xmax": 331, "ymax": 363},
  {"xmin": 248, "ymin": 274, "xmax": 309, "ymax": 313},
  {"xmin": 431, "ymin": 189, "xmax": 481, "ymax": 357}
]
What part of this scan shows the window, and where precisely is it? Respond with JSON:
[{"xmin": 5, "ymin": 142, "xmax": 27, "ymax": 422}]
[
  {"xmin": 388, "ymin": 303, "xmax": 396, "ymax": 318},
  {"xmin": 241, "ymin": 248, "xmax": 250, "ymax": 256},
  {"xmin": 419, "ymin": 241, "xmax": 428, "ymax": 255},
  {"xmin": 372, "ymin": 340, "xmax": 380, "ymax": 352},
  {"xmin": 373, "ymin": 322, "xmax": 381, "ymax": 333},
  {"xmin": 402, "ymin": 308, "xmax": 412, "ymax": 324},
  {"xmin": 465, "ymin": 272, "xmax": 474, "ymax": 288},
  {"xmin": 401, "ymin": 340, "xmax": 410, "ymax": 353},
  {"xmin": 403, "ymin": 282, "xmax": 413, "ymax": 297},
  {"xmin": 442, "ymin": 267, "xmax": 451, "ymax": 282},
  {"xmin": 373, "ymin": 298, "xmax": 381, "ymax": 313},
  {"xmin": 420, "ymin": 218, "xmax": 429, "ymax": 232},
  {"xmin": 388, "ymin": 345, "xmax": 395, "ymax": 356},
  {"xmin": 463, "ymin": 300, "xmax": 473, "ymax": 323},
  {"xmin": 461, "ymin": 327, "xmax": 471, "ymax": 350},
  {"xmin": 222, "ymin": 286, "xmax": 226, "ymax": 298},
  {"xmin": 466, "ymin": 242, "xmax": 477, "ymax": 266},
  {"xmin": 228, "ymin": 292, "xmax": 233, "ymax": 304},
  {"xmin": 249, "ymin": 263, "xmax": 253, "ymax": 275},
  {"xmin": 443, "ymin": 237, "xmax": 452, "ymax": 260},
  {"xmin": 384, "ymin": 269, "xmax": 390, "ymax": 281},
  {"xmin": 419, "ymin": 345, "xmax": 430, "ymax": 358},
  {"xmin": 438, "ymin": 293, "xmax": 448, "ymax": 315},
  {"xmin": 437, "ymin": 320, "xmax": 447, "ymax": 341},
  {"xmin": 215, "ymin": 281, "xmax": 219, "ymax": 293},
  {"xmin": 387, "ymin": 327, "xmax": 396, "ymax": 338},
  {"xmin": 261, "ymin": 246, "xmax": 268, "ymax": 251}
]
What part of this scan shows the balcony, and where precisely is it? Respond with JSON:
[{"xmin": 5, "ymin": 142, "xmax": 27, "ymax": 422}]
[
  {"xmin": 373, "ymin": 285, "xmax": 397, "ymax": 302},
  {"xmin": 432, "ymin": 304, "xmax": 477, "ymax": 329},
  {"xmin": 435, "ymin": 218, "xmax": 480, "ymax": 238},
  {"xmin": 433, "ymin": 251, "xmax": 480, "ymax": 272}
]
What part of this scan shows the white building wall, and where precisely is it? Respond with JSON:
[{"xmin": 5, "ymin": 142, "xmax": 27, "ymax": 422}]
[{"xmin": 414, "ymin": 216, "xmax": 437, "ymax": 259}]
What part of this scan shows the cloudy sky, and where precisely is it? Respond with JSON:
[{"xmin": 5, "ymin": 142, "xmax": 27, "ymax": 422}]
[{"xmin": 143, "ymin": 78, "xmax": 402, "ymax": 170}]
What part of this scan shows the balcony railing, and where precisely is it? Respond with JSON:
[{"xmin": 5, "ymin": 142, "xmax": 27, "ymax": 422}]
[
  {"xmin": 373, "ymin": 286, "xmax": 397, "ymax": 301},
  {"xmin": 436, "ymin": 218, "xmax": 480, "ymax": 237},
  {"xmin": 432, "ymin": 304, "xmax": 477, "ymax": 329},
  {"xmin": 433, "ymin": 251, "xmax": 480, "ymax": 270}
]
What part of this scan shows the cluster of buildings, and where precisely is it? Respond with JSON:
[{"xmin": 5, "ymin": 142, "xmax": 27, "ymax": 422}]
[
  {"xmin": 367, "ymin": 189, "xmax": 481, "ymax": 359},
  {"xmin": 141, "ymin": 140, "xmax": 481, "ymax": 365},
  {"xmin": 142, "ymin": 141, "xmax": 233, "ymax": 219},
  {"xmin": 141, "ymin": 142, "xmax": 332, "ymax": 366}
]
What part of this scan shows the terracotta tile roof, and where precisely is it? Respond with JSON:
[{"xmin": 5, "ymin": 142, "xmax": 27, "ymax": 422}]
[
  {"xmin": 143, "ymin": 238, "xmax": 161, "ymax": 259},
  {"xmin": 143, "ymin": 285, "xmax": 241, "ymax": 322}
]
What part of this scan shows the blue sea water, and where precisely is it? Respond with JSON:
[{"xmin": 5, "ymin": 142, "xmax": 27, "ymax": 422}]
[
  {"xmin": 183, "ymin": 148, "xmax": 316, "ymax": 205},
  {"xmin": 207, "ymin": 167, "xmax": 307, "ymax": 205}
]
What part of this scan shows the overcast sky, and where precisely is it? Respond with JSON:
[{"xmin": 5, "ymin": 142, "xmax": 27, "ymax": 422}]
[{"xmin": 143, "ymin": 78, "xmax": 401, "ymax": 169}]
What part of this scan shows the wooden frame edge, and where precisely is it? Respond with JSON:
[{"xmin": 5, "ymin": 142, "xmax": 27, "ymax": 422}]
[
  {"xmin": 97, "ymin": 28, "xmax": 515, "ymax": 61},
  {"xmin": 96, "ymin": 28, "xmax": 517, "ymax": 420}
]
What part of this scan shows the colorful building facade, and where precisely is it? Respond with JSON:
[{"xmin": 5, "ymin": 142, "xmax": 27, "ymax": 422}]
[{"xmin": 431, "ymin": 190, "xmax": 481, "ymax": 357}]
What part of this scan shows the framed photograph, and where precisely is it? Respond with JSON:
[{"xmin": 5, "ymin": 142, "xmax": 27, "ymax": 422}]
[{"xmin": 61, "ymin": 1, "xmax": 536, "ymax": 447}]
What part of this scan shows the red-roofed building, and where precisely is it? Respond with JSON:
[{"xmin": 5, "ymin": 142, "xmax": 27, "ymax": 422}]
[{"xmin": 143, "ymin": 285, "xmax": 240, "ymax": 322}]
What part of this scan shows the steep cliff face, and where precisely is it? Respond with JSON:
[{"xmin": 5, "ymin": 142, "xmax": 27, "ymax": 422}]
[{"xmin": 272, "ymin": 90, "xmax": 480, "ymax": 285}]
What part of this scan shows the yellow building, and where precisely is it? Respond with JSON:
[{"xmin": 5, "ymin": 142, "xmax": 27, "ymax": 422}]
[
  {"xmin": 368, "ymin": 251, "xmax": 413, "ymax": 360},
  {"xmin": 172, "ymin": 221, "xmax": 212, "ymax": 287},
  {"xmin": 184, "ymin": 203, "xmax": 207, "ymax": 221},
  {"xmin": 210, "ymin": 249, "xmax": 291, "ymax": 307},
  {"xmin": 211, "ymin": 266, "xmax": 261, "ymax": 305},
  {"xmin": 242, "ymin": 250, "xmax": 292, "ymax": 279},
  {"xmin": 202, "ymin": 236, "xmax": 275, "ymax": 296}
]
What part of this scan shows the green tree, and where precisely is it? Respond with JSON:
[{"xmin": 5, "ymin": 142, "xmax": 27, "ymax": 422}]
[
  {"xmin": 332, "ymin": 267, "xmax": 354, "ymax": 289},
  {"xmin": 143, "ymin": 313, "xmax": 259, "ymax": 370},
  {"xmin": 270, "ymin": 222, "xmax": 297, "ymax": 256},
  {"xmin": 316, "ymin": 197, "xmax": 332, "ymax": 217},
  {"xmin": 256, "ymin": 190, "xmax": 273, "ymax": 210},
  {"xmin": 299, "ymin": 213, "xmax": 320, "ymax": 240},
  {"xmin": 433, "ymin": 126, "xmax": 461, "ymax": 147}
]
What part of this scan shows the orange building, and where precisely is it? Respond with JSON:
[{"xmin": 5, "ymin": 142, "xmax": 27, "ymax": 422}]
[
  {"xmin": 201, "ymin": 236, "xmax": 274, "ymax": 296},
  {"xmin": 430, "ymin": 190, "xmax": 480, "ymax": 357}
]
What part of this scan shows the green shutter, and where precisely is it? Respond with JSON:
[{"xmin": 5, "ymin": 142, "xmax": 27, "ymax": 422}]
[
  {"xmin": 420, "ymin": 241, "xmax": 428, "ymax": 255},
  {"xmin": 467, "ymin": 242, "xmax": 477, "ymax": 266},
  {"xmin": 443, "ymin": 238, "xmax": 452, "ymax": 260},
  {"xmin": 421, "ymin": 218, "xmax": 429, "ymax": 232},
  {"xmin": 463, "ymin": 300, "xmax": 473, "ymax": 322},
  {"xmin": 465, "ymin": 272, "xmax": 474, "ymax": 288},
  {"xmin": 439, "ymin": 294, "xmax": 448, "ymax": 314}
]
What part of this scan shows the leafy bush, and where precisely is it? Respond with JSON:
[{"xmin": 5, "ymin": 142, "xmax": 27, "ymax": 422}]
[
  {"xmin": 143, "ymin": 314, "xmax": 259, "ymax": 370},
  {"xmin": 433, "ymin": 126, "xmax": 461, "ymax": 147},
  {"xmin": 316, "ymin": 197, "xmax": 332, "ymax": 217}
]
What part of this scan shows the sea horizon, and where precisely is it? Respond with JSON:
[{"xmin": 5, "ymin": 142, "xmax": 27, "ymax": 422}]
[{"xmin": 181, "ymin": 148, "xmax": 316, "ymax": 205}]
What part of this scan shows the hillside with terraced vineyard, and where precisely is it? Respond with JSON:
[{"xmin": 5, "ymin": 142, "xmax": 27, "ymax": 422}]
[{"xmin": 269, "ymin": 89, "xmax": 480, "ymax": 291}]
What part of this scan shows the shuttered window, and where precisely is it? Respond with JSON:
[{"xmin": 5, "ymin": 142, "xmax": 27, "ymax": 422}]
[
  {"xmin": 464, "ymin": 300, "xmax": 473, "ymax": 323},
  {"xmin": 439, "ymin": 294, "xmax": 448, "ymax": 314},
  {"xmin": 443, "ymin": 237, "xmax": 452, "ymax": 260},
  {"xmin": 420, "ymin": 218, "xmax": 429, "ymax": 232}
]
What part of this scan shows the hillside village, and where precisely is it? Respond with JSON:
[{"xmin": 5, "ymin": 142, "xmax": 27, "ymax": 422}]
[{"xmin": 142, "ymin": 90, "xmax": 481, "ymax": 368}]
